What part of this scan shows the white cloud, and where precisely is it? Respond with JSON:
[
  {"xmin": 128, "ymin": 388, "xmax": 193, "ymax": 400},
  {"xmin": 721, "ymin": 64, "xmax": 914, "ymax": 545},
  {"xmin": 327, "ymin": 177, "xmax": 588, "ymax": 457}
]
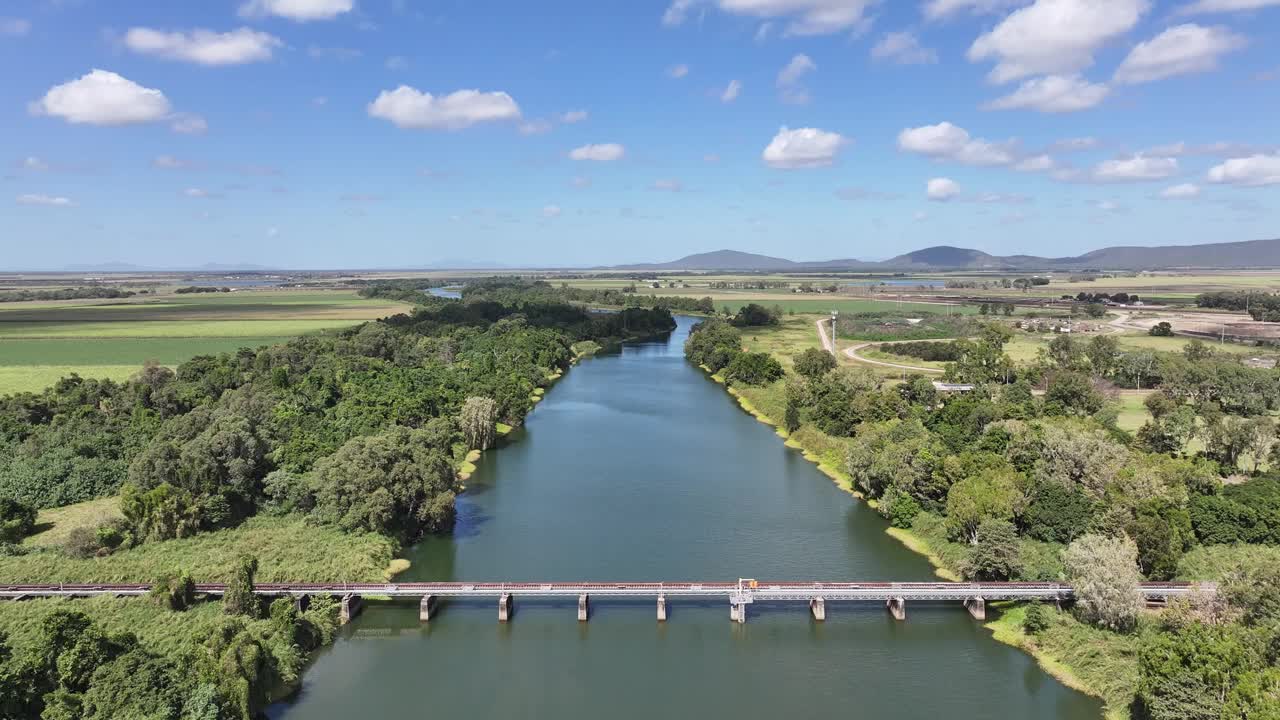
[
  {"xmin": 1092, "ymin": 154, "xmax": 1179, "ymax": 181},
  {"xmin": 871, "ymin": 31, "xmax": 939, "ymax": 64},
  {"xmin": 652, "ymin": 178, "xmax": 684, "ymax": 191},
  {"xmin": 312, "ymin": 96, "xmax": 329, "ymax": 107},
  {"xmin": 1147, "ymin": 141, "xmax": 1276, "ymax": 157},
  {"xmin": 21, "ymin": 157, "xmax": 49, "ymax": 171},
  {"xmin": 517, "ymin": 119, "xmax": 553, "ymax": 135},
  {"xmin": 1096, "ymin": 199, "xmax": 1123, "ymax": 212},
  {"xmin": 183, "ymin": 187, "xmax": 220, "ymax": 198},
  {"xmin": 668, "ymin": 64, "xmax": 690, "ymax": 78},
  {"xmin": 923, "ymin": 0, "xmax": 1025, "ymax": 20},
  {"xmin": 569, "ymin": 143, "xmax": 626, "ymax": 161},
  {"xmin": 1160, "ymin": 183, "xmax": 1201, "ymax": 198},
  {"xmin": 968, "ymin": 0, "xmax": 1149, "ymax": 84},
  {"xmin": 561, "ymin": 110, "xmax": 588, "ymax": 124},
  {"xmin": 985, "ymin": 74, "xmax": 1109, "ymax": 112},
  {"xmin": 927, "ymin": 177, "xmax": 961, "ymax": 201},
  {"xmin": 1207, "ymin": 154, "xmax": 1280, "ymax": 186},
  {"xmin": 662, "ymin": 0, "xmax": 697, "ymax": 26},
  {"xmin": 664, "ymin": 0, "xmax": 878, "ymax": 36},
  {"xmin": 1049, "ymin": 136, "xmax": 1100, "ymax": 152},
  {"xmin": 266, "ymin": 227, "xmax": 280, "ymax": 238},
  {"xmin": 31, "ymin": 69, "xmax": 173, "ymax": 127},
  {"xmin": 542, "ymin": 205, "xmax": 563, "ymax": 218},
  {"xmin": 1179, "ymin": 0, "xmax": 1280, "ymax": 13},
  {"xmin": 368, "ymin": 87, "xmax": 521, "ymax": 130},
  {"xmin": 1, "ymin": 17, "xmax": 31, "ymax": 36},
  {"xmin": 238, "ymin": 0, "xmax": 353, "ymax": 22},
  {"xmin": 1014, "ymin": 154, "xmax": 1055, "ymax": 171},
  {"xmin": 777, "ymin": 54, "xmax": 817, "ymax": 103},
  {"xmin": 897, "ymin": 121, "xmax": 1018, "ymax": 166},
  {"xmin": 124, "ymin": 27, "xmax": 281, "ymax": 65},
  {"xmin": 1114, "ymin": 24, "xmax": 1246, "ymax": 84},
  {"xmin": 153, "ymin": 155, "xmax": 193, "ymax": 169},
  {"xmin": 16, "ymin": 194, "xmax": 73, "ymax": 207},
  {"xmin": 762, "ymin": 126, "xmax": 849, "ymax": 169},
  {"xmin": 720, "ymin": 79, "xmax": 742, "ymax": 102},
  {"xmin": 170, "ymin": 114, "xmax": 208, "ymax": 135}
]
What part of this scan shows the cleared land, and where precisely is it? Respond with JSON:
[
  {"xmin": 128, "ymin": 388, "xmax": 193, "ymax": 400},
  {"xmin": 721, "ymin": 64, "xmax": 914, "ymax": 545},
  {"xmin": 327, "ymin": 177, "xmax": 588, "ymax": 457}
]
[{"xmin": 0, "ymin": 290, "xmax": 411, "ymax": 394}]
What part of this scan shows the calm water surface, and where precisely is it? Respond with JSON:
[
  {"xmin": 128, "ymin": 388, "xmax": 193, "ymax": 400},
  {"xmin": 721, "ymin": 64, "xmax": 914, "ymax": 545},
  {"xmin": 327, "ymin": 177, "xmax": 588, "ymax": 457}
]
[{"xmin": 270, "ymin": 317, "xmax": 1101, "ymax": 719}]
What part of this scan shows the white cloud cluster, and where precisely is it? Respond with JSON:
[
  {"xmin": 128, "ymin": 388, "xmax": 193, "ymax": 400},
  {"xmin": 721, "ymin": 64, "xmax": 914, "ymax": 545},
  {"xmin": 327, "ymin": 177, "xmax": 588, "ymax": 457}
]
[
  {"xmin": 153, "ymin": 155, "xmax": 193, "ymax": 169},
  {"xmin": 16, "ymin": 194, "xmax": 74, "ymax": 207},
  {"xmin": 668, "ymin": 64, "xmax": 690, "ymax": 78},
  {"xmin": 897, "ymin": 122, "xmax": 1017, "ymax": 166},
  {"xmin": 124, "ymin": 27, "xmax": 282, "ymax": 65},
  {"xmin": 871, "ymin": 31, "xmax": 938, "ymax": 64},
  {"xmin": 368, "ymin": 87, "xmax": 521, "ymax": 130},
  {"xmin": 777, "ymin": 54, "xmax": 816, "ymax": 103},
  {"xmin": 1114, "ymin": 24, "xmax": 1246, "ymax": 84},
  {"xmin": 561, "ymin": 110, "xmax": 589, "ymax": 124},
  {"xmin": 22, "ymin": 157, "xmax": 49, "ymax": 171},
  {"xmin": 968, "ymin": 0, "xmax": 1148, "ymax": 83},
  {"xmin": 170, "ymin": 113, "xmax": 208, "ymax": 135},
  {"xmin": 663, "ymin": 0, "xmax": 877, "ymax": 36},
  {"xmin": 238, "ymin": 0, "xmax": 353, "ymax": 21},
  {"xmin": 542, "ymin": 205, "xmax": 563, "ymax": 218},
  {"xmin": 31, "ymin": 69, "xmax": 173, "ymax": 126},
  {"xmin": 652, "ymin": 178, "xmax": 684, "ymax": 192},
  {"xmin": 1179, "ymin": 0, "xmax": 1280, "ymax": 13},
  {"xmin": 1091, "ymin": 154, "xmax": 1179, "ymax": 181},
  {"xmin": 985, "ymin": 74, "xmax": 1109, "ymax": 112},
  {"xmin": 1207, "ymin": 154, "xmax": 1280, "ymax": 186},
  {"xmin": 926, "ymin": 177, "xmax": 961, "ymax": 201},
  {"xmin": 569, "ymin": 143, "xmax": 626, "ymax": 161},
  {"xmin": 762, "ymin": 126, "xmax": 849, "ymax": 169},
  {"xmin": 1160, "ymin": 183, "xmax": 1201, "ymax": 198}
]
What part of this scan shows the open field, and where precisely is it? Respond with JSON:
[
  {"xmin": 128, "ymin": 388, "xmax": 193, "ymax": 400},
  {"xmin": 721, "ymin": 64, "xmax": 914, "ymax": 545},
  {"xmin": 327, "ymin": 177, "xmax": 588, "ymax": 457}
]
[
  {"xmin": 0, "ymin": 290, "xmax": 411, "ymax": 394},
  {"xmin": 24, "ymin": 496, "xmax": 124, "ymax": 548},
  {"xmin": 1, "ymin": 513, "xmax": 397, "ymax": 584}
]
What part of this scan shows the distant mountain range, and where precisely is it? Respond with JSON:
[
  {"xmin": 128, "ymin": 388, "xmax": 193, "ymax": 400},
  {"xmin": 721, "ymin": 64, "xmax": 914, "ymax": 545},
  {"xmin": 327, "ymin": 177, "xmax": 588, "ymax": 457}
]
[{"xmin": 615, "ymin": 238, "xmax": 1280, "ymax": 272}]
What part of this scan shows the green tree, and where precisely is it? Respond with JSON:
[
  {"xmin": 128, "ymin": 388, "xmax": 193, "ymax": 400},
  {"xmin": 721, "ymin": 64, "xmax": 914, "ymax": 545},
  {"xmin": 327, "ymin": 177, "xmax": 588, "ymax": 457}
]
[
  {"xmin": 1085, "ymin": 335, "xmax": 1120, "ymax": 377},
  {"xmin": 965, "ymin": 519, "xmax": 1022, "ymax": 581},
  {"xmin": 224, "ymin": 555, "xmax": 259, "ymax": 618},
  {"xmin": 793, "ymin": 347, "xmax": 836, "ymax": 379},
  {"xmin": 1149, "ymin": 321, "xmax": 1173, "ymax": 337},
  {"xmin": 944, "ymin": 468, "xmax": 1021, "ymax": 543},
  {"xmin": 310, "ymin": 426, "xmax": 457, "ymax": 542},
  {"xmin": 1019, "ymin": 480, "xmax": 1094, "ymax": 543},
  {"xmin": 1063, "ymin": 533, "xmax": 1144, "ymax": 632},
  {"xmin": 1044, "ymin": 371, "xmax": 1105, "ymax": 416},
  {"xmin": 0, "ymin": 497, "xmax": 37, "ymax": 543},
  {"xmin": 723, "ymin": 352, "xmax": 784, "ymax": 386}
]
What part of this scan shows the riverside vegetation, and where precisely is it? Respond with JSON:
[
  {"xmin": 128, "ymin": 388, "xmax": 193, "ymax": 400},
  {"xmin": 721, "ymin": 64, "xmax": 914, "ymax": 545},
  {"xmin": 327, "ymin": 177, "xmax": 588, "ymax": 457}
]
[
  {"xmin": 0, "ymin": 281, "xmax": 675, "ymax": 719},
  {"xmin": 687, "ymin": 317, "xmax": 1280, "ymax": 719}
]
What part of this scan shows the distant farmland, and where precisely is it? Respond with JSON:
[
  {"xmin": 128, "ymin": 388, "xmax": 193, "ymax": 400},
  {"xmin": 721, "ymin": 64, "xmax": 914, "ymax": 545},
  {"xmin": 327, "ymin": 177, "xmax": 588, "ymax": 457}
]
[{"xmin": 0, "ymin": 291, "xmax": 411, "ymax": 394}]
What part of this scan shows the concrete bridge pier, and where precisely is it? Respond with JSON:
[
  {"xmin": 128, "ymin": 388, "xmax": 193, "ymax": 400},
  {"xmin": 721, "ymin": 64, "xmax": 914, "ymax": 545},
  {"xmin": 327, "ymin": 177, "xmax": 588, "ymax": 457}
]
[
  {"xmin": 294, "ymin": 594, "xmax": 310, "ymax": 613},
  {"xmin": 730, "ymin": 600, "xmax": 746, "ymax": 624},
  {"xmin": 498, "ymin": 593, "xmax": 512, "ymax": 623},
  {"xmin": 339, "ymin": 594, "xmax": 363, "ymax": 625},
  {"xmin": 419, "ymin": 595, "xmax": 435, "ymax": 622},
  {"xmin": 810, "ymin": 597, "xmax": 826, "ymax": 621},
  {"xmin": 964, "ymin": 597, "xmax": 986, "ymax": 621},
  {"xmin": 657, "ymin": 594, "xmax": 667, "ymax": 622},
  {"xmin": 886, "ymin": 596, "xmax": 906, "ymax": 621},
  {"xmin": 578, "ymin": 594, "xmax": 589, "ymax": 622}
]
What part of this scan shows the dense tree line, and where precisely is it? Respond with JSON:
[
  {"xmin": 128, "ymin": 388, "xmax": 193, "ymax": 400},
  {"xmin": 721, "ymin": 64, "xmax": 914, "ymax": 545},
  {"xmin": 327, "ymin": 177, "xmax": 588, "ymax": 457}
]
[
  {"xmin": 684, "ymin": 320, "xmax": 781, "ymax": 386},
  {"xmin": 1198, "ymin": 290, "xmax": 1280, "ymax": 322},
  {"xmin": 357, "ymin": 278, "xmax": 718, "ymax": 315},
  {"xmin": 0, "ymin": 287, "xmax": 136, "ymax": 303},
  {"xmin": 1065, "ymin": 292, "xmax": 1141, "ymax": 304},
  {"xmin": 883, "ymin": 341, "xmax": 963, "ymax": 362},
  {"xmin": 173, "ymin": 287, "xmax": 232, "ymax": 294},
  {"xmin": 0, "ymin": 283, "xmax": 673, "ymax": 549}
]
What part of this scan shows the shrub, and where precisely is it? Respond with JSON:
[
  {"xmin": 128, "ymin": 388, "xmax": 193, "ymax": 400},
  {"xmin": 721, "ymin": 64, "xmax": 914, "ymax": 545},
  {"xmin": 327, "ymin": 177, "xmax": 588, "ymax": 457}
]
[
  {"xmin": 0, "ymin": 498, "xmax": 36, "ymax": 544},
  {"xmin": 1023, "ymin": 603, "xmax": 1052, "ymax": 635},
  {"xmin": 793, "ymin": 348, "xmax": 836, "ymax": 379},
  {"xmin": 723, "ymin": 352, "xmax": 784, "ymax": 386}
]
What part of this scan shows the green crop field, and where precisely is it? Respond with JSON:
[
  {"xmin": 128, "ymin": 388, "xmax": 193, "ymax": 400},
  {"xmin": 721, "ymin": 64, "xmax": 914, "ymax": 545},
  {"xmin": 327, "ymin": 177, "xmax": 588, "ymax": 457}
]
[{"xmin": 0, "ymin": 290, "xmax": 412, "ymax": 395}]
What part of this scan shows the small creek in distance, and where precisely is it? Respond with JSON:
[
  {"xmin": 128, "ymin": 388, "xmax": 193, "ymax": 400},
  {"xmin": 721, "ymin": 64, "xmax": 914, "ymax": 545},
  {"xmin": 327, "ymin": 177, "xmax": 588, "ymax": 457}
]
[{"xmin": 270, "ymin": 316, "xmax": 1100, "ymax": 719}]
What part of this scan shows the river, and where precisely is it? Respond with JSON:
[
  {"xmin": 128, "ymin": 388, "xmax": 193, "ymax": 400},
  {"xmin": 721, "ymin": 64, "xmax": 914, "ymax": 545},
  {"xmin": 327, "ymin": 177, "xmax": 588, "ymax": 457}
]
[{"xmin": 270, "ymin": 316, "xmax": 1101, "ymax": 719}]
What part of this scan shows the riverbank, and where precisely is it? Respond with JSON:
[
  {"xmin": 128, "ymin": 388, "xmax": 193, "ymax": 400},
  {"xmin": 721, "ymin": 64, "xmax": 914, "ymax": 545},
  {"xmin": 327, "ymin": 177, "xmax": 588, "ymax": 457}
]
[{"xmin": 698, "ymin": 366, "xmax": 1135, "ymax": 713}]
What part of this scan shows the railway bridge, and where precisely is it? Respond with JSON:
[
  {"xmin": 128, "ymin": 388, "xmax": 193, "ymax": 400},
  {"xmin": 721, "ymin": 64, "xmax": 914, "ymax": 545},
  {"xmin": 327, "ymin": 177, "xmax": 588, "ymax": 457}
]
[{"xmin": 0, "ymin": 580, "xmax": 1209, "ymax": 625}]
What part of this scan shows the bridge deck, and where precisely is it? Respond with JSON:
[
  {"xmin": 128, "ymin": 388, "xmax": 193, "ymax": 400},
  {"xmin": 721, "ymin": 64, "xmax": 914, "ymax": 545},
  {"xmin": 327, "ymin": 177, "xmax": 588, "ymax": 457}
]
[{"xmin": 0, "ymin": 581, "xmax": 1207, "ymax": 602}]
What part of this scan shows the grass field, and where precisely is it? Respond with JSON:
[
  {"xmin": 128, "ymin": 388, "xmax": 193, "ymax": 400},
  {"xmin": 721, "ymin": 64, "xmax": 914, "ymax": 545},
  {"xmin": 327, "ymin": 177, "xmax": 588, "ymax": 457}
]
[
  {"xmin": 2, "ymin": 513, "xmax": 397, "ymax": 584},
  {"xmin": 24, "ymin": 496, "xmax": 124, "ymax": 548},
  {"xmin": 0, "ymin": 290, "xmax": 411, "ymax": 394},
  {"xmin": 737, "ymin": 316, "xmax": 826, "ymax": 369}
]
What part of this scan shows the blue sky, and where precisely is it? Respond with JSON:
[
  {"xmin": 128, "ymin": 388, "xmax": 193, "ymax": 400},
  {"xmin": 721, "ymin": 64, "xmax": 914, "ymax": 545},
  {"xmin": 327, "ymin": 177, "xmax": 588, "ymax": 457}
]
[{"xmin": 2, "ymin": 0, "xmax": 1279, "ymax": 269}]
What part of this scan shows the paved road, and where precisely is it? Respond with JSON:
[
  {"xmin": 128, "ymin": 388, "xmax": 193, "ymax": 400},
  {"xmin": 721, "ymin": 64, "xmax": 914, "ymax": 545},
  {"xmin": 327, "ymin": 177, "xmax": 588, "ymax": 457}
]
[{"xmin": 843, "ymin": 339, "xmax": 946, "ymax": 375}]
